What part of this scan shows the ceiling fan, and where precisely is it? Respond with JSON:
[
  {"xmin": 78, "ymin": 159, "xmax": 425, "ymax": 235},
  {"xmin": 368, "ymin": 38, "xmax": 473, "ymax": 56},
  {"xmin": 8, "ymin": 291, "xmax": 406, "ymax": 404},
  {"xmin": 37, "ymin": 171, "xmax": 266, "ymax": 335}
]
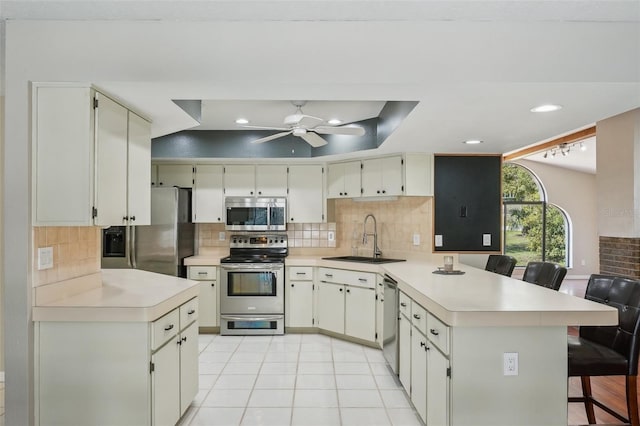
[{"xmin": 238, "ymin": 101, "xmax": 366, "ymax": 147}]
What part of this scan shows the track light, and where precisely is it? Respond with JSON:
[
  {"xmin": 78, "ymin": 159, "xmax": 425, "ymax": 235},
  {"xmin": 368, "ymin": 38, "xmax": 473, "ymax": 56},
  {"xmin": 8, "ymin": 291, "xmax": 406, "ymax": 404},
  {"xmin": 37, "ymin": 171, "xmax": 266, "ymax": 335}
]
[
  {"xmin": 543, "ymin": 151, "xmax": 548, "ymax": 159},
  {"xmin": 580, "ymin": 142, "xmax": 586, "ymax": 152}
]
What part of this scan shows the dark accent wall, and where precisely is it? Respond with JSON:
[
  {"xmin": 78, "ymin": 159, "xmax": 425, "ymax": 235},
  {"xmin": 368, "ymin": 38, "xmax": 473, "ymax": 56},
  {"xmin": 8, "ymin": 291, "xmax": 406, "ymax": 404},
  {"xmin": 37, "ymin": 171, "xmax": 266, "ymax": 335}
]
[
  {"xmin": 376, "ymin": 101, "xmax": 419, "ymax": 147},
  {"xmin": 433, "ymin": 155, "xmax": 502, "ymax": 252}
]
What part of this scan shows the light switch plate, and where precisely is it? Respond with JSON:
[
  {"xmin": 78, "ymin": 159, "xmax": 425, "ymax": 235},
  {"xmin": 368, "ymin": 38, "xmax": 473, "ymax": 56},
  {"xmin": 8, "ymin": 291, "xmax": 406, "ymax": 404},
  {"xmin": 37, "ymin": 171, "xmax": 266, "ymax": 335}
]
[
  {"xmin": 38, "ymin": 246, "xmax": 54, "ymax": 270},
  {"xmin": 435, "ymin": 235, "xmax": 443, "ymax": 247},
  {"xmin": 483, "ymin": 233, "xmax": 491, "ymax": 246},
  {"xmin": 218, "ymin": 232, "xmax": 226, "ymax": 241},
  {"xmin": 412, "ymin": 234, "xmax": 420, "ymax": 246}
]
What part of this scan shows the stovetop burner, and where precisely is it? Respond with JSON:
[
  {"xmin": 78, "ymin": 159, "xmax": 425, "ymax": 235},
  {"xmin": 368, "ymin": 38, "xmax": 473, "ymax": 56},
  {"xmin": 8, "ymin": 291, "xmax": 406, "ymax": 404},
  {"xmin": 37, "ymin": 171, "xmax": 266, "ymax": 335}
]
[{"xmin": 222, "ymin": 233, "xmax": 288, "ymax": 264}]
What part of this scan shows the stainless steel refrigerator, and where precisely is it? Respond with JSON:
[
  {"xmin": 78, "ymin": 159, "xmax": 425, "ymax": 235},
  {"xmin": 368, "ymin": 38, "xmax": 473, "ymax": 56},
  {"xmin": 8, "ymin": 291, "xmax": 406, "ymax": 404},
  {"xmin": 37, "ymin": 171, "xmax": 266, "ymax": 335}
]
[{"xmin": 101, "ymin": 187, "xmax": 195, "ymax": 277}]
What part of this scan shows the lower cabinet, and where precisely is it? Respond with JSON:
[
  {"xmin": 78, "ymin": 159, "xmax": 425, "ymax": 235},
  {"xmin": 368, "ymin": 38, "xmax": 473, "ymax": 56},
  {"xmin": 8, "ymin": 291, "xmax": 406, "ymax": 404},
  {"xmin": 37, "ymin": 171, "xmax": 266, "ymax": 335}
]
[
  {"xmin": 36, "ymin": 297, "xmax": 199, "ymax": 425},
  {"xmin": 188, "ymin": 266, "xmax": 218, "ymax": 328},
  {"xmin": 286, "ymin": 266, "xmax": 315, "ymax": 328},
  {"xmin": 317, "ymin": 282, "xmax": 346, "ymax": 334},
  {"xmin": 344, "ymin": 285, "xmax": 376, "ymax": 342},
  {"xmin": 398, "ymin": 290, "xmax": 451, "ymax": 426}
]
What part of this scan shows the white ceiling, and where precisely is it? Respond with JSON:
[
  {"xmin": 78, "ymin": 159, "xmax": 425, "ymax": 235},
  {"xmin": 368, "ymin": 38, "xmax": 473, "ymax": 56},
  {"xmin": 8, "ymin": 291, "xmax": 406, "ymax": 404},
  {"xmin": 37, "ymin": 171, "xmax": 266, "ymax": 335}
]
[
  {"xmin": 523, "ymin": 136, "xmax": 597, "ymax": 174},
  {"xmin": 2, "ymin": 1, "xmax": 639, "ymax": 163}
]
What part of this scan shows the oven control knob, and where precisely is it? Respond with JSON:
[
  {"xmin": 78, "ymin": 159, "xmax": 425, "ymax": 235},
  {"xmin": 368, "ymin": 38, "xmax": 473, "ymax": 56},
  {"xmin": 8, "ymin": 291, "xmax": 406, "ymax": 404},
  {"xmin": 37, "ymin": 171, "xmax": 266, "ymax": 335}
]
[{"xmin": 244, "ymin": 239, "xmax": 248, "ymax": 243}]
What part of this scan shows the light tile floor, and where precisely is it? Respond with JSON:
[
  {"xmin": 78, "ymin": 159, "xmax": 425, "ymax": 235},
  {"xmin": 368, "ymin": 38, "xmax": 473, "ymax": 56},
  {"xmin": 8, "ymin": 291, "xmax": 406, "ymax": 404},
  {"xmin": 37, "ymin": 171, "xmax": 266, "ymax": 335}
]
[{"xmin": 178, "ymin": 334, "xmax": 422, "ymax": 426}]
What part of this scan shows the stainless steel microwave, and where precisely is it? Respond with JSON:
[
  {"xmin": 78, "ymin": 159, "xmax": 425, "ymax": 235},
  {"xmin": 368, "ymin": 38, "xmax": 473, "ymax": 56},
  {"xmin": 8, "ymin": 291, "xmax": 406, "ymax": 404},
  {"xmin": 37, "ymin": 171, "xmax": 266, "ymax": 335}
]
[{"xmin": 225, "ymin": 197, "xmax": 287, "ymax": 231}]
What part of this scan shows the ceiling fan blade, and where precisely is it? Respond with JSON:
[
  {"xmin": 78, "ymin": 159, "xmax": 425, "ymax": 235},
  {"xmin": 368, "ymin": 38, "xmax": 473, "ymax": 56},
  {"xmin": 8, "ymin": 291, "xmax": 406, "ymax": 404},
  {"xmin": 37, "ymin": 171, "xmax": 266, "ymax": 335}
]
[
  {"xmin": 251, "ymin": 131, "xmax": 293, "ymax": 144},
  {"xmin": 297, "ymin": 115, "xmax": 324, "ymax": 128},
  {"xmin": 239, "ymin": 124, "xmax": 290, "ymax": 131},
  {"xmin": 300, "ymin": 132, "xmax": 327, "ymax": 147},
  {"xmin": 313, "ymin": 125, "xmax": 365, "ymax": 136}
]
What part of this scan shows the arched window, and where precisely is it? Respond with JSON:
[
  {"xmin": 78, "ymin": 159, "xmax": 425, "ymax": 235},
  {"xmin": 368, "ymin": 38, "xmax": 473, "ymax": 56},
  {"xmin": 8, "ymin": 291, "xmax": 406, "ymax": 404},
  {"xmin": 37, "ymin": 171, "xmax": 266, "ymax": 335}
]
[{"xmin": 502, "ymin": 163, "xmax": 571, "ymax": 267}]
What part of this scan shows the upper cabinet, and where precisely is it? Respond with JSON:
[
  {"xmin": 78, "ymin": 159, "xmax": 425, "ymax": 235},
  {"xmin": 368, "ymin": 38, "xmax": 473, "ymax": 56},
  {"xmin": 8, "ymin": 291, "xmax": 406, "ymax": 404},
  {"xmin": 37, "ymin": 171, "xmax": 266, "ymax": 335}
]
[
  {"xmin": 327, "ymin": 154, "xmax": 433, "ymax": 200},
  {"xmin": 223, "ymin": 164, "xmax": 288, "ymax": 197},
  {"xmin": 33, "ymin": 83, "xmax": 151, "ymax": 226},
  {"xmin": 193, "ymin": 165, "xmax": 224, "ymax": 223},
  {"xmin": 288, "ymin": 165, "xmax": 324, "ymax": 223},
  {"xmin": 327, "ymin": 161, "xmax": 361, "ymax": 199},
  {"xmin": 255, "ymin": 165, "xmax": 288, "ymax": 197},
  {"xmin": 155, "ymin": 164, "xmax": 193, "ymax": 188},
  {"xmin": 433, "ymin": 155, "xmax": 501, "ymax": 252},
  {"xmin": 361, "ymin": 155, "xmax": 403, "ymax": 197},
  {"xmin": 224, "ymin": 165, "xmax": 256, "ymax": 196}
]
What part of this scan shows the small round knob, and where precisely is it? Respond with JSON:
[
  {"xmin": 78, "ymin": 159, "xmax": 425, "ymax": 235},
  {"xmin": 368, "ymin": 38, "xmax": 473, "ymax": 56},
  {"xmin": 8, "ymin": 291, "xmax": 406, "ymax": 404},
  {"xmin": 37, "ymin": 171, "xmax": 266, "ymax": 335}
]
[
  {"xmin": 382, "ymin": 190, "xmax": 386, "ymax": 194},
  {"xmin": 340, "ymin": 192, "xmax": 343, "ymax": 196},
  {"xmin": 377, "ymin": 190, "xmax": 380, "ymax": 194}
]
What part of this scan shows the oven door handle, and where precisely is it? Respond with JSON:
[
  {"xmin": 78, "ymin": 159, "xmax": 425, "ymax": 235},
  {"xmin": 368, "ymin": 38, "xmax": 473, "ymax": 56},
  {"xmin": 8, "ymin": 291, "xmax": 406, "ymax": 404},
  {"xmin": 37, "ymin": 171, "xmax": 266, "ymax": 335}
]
[
  {"xmin": 222, "ymin": 264, "xmax": 283, "ymax": 271},
  {"xmin": 221, "ymin": 315, "xmax": 284, "ymax": 321}
]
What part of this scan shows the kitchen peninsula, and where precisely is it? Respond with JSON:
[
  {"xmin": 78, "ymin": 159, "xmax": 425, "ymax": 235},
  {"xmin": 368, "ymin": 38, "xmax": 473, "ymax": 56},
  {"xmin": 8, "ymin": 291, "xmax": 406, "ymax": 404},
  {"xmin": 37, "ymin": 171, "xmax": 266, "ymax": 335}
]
[
  {"xmin": 190, "ymin": 254, "xmax": 617, "ymax": 425},
  {"xmin": 33, "ymin": 269, "xmax": 200, "ymax": 426}
]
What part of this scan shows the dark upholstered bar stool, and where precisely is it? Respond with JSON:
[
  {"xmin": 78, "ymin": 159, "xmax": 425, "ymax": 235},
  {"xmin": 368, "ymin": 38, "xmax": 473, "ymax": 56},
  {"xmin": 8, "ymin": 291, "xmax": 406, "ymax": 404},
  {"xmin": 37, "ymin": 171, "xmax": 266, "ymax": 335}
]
[
  {"xmin": 568, "ymin": 274, "xmax": 640, "ymax": 426},
  {"xmin": 522, "ymin": 261, "xmax": 567, "ymax": 291},
  {"xmin": 484, "ymin": 254, "xmax": 517, "ymax": 277}
]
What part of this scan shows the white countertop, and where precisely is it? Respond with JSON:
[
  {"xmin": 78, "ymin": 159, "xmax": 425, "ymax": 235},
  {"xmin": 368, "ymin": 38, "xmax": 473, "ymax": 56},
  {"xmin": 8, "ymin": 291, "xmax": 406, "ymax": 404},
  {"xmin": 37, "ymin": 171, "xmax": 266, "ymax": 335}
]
[{"xmin": 33, "ymin": 269, "xmax": 199, "ymax": 322}]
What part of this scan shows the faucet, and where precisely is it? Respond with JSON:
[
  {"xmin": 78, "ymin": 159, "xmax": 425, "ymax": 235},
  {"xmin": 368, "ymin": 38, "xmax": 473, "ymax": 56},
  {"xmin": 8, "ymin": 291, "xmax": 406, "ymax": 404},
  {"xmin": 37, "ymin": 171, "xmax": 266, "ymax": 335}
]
[{"xmin": 363, "ymin": 214, "xmax": 382, "ymax": 259}]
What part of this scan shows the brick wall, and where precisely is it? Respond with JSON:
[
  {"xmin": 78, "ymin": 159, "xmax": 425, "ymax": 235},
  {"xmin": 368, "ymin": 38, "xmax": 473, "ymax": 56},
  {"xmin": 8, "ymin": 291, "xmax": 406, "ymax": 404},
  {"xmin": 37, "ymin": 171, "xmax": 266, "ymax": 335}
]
[{"xmin": 599, "ymin": 236, "xmax": 640, "ymax": 279}]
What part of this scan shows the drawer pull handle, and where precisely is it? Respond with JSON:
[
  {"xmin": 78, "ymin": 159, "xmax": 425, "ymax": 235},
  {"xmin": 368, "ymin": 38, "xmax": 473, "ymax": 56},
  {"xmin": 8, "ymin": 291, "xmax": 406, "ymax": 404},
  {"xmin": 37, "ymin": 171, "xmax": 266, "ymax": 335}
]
[
  {"xmin": 164, "ymin": 324, "xmax": 174, "ymax": 331},
  {"xmin": 296, "ymin": 272, "xmax": 306, "ymax": 275},
  {"xmin": 198, "ymin": 272, "xmax": 208, "ymax": 275},
  {"xmin": 325, "ymin": 274, "xmax": 333, "ymax": 278},
  {"xmin": 188, "ymin": 309, "xmax": 196, "ymax": 315},
  {"xmin": 358, "ymin": 278, "xmax": 368, "ymax": 282},
  {"xmin": 413, "ymin": 314, "xmax": 421, "ymax": 320},
  {"xmin": 400, "ymin": 302, "xmax": 407, "ymax": 307},
  {"xmin": 430, "ymin": 329, "xmax": 439, "ymax": 336}
]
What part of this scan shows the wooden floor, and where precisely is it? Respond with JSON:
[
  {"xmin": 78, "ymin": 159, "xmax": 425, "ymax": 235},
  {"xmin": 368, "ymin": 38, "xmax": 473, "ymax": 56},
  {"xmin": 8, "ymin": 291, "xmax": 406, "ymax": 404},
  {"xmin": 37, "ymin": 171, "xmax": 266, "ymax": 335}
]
[{"xmin": 562, "ymin": 279, "xmax": 636, "ymax": 426}]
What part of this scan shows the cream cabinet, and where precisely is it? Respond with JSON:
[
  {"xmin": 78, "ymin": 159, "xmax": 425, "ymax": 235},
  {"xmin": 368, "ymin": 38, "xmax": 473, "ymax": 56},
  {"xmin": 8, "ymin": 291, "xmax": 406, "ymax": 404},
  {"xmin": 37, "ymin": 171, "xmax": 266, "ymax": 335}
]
[
  {"xmin": 398, "ymin": 290, "xmax": 450, "ymax": 426},
  {"xmin": 36, "ymin": 297, "xmax": 199, "ymax": 425},
  {"xmin": 361, "ymin": 155, "xmax": 403, "ymax": 197},
  {"xmin": 285, "ymin": 266, "xmax": 315, "ymax": 328},
  {"xmin": 156, "ymin": 164, "xmax": 193, "ymax": 188},
  {"xmin": 224, "ymin": 164, "xmax": 257, "ymax": 196},
  {"xmin": 33, "ymin": 83, "xmax": 151, "ymax": 226},
  {"xmin": 256, "ymin": 164, "xmax": 288, "ymax": 196},
  {"xmin": 327, "ymin": 161, "xmax": 361, "ymax": 198},
  {"xmin": 317, "ymin": 267, "xmax": 377, "ymax": 343},
  {"xmin": 188, "ymin": 266, "xmax": 218, "ymax": 328},
  {"xmin": 193, "ymin": 165, "xmax": 224, "ymax": 223},
  {"xmin": 288, "ymin": 164, "xmax": 324, "ymax": 223}
]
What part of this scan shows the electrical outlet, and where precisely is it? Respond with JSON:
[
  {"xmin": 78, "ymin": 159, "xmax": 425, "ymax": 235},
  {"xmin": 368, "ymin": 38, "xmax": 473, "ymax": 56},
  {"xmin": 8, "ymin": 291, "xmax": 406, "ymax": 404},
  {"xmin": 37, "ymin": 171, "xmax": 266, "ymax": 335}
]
[
  {"xmin": 38, "ymin": 246, "xmax": 54, "ymax": 270},
  {"xmin": 483, "ymin": 233, "xmax": 491, "ymax": 246},
  {"xmin": 412, "ymin": 234, "xmax": 420, "ymax": 246},
  {"xmin": 503, "ymin": 352, "xmax": 518, "ymax": 376},
  {"xmin": 218, "ymin": 232, "xmax": 226, "ymax": 241},
  {"xmin": 435, "ymin": 235, "xmax": 443, "ymax": 247},
  {"xmin": 328, "ymin": 231, "xmax": 335, "ymax": 242}
]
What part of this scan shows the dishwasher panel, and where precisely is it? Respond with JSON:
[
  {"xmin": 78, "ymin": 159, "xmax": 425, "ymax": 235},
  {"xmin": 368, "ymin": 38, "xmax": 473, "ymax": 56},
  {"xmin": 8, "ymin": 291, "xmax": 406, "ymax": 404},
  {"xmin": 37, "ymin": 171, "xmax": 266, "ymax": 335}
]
[{"xmin": 382, "ymin": 275, "xmax": 399, "ymax": 374}]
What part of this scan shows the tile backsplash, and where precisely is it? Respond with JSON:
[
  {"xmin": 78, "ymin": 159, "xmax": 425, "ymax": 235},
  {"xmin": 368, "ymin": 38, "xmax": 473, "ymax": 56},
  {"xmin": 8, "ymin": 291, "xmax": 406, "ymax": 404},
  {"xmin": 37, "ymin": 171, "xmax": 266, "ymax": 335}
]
[{"xmin": 32, "ymin": 226, "xmax": 101, "ymax": 287}]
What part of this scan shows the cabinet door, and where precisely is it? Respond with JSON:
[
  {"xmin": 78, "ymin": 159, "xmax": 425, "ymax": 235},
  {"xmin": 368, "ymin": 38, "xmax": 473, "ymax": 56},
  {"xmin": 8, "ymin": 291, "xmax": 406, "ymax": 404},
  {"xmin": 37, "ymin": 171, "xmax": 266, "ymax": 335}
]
[
  {"xmin": 287, "ymin": 281, "xmax": 314, "ymax": 327},
  {"xmin": 361, "ymin": 158, "xmax": 383, "ymax": 197},
  {"xmin": 127, "ymin": 111, "xmax": 151, "ymax": 225},
  {"xmin": 381, "ymin": 156, "xmax": 403, "ymax": 196},
  {"xmin": 151, "ymin": 163, "xmax": 158, "ymax": 186},
  {"xmin": 180, "ymin": 321, "xmax": 199, "ymax": 414},
  {"xmin": 343, "ymin": 161, "xmax": 362, "ymax": 197},
  {"xmin": 224, "ymin": 165, "xmax": 256, "ymax": 196},
  {"xmin": 193, "ymin": 165, "xmax": 224, "ymax": 223},
  {"xmin": 398, "ymin": 313, "xmax": 412, "ymax": 394},
  {"xmin": 317, "ymin": 282, "xmax": 345, "ymax": 334},
  {"xmin": 256, "ymin": 165, "xmax": 288, "ymax": 196},
  {"xmin": 156, "ymin": 164, "xmax": 193, "ymax": 188},
  {"xmin": 288, "ymin": 165, "xmax": 324, "ymax": 223},
  {"xmin": 345, "ymin": 285, "xmax": 376, "ymax": 342},
  {"xmin": 376, "ymin": 276, "xmax": 384, "ymax": 348},
  {"xmin": 94, "ymin": 92, "xmax": 129, "ymax": 226},
  {"xmin": 326, "ymin": 163, "xmax": 345, "ymax": 198},
  {"xmin": 152, "ymin": 338, "xmax": 180, "ymax": 426},
  {"xmin": 198, "ymin": 281, "xmax": 218, "ymax": 327},
  {"xmin": 427, "ymin": 347, "xmax": 449, "ymax": 426},
  {"xmin": 411, "ymin": 328, "xmax": 428, "ymax": 424}
]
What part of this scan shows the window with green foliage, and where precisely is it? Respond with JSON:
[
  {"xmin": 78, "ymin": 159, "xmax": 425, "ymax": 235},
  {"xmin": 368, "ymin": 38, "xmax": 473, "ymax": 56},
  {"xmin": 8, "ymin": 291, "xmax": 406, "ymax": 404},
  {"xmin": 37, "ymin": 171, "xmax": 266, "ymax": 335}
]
[{"xmin": 503, "ymin": 163, "xmax": 570, "ymax": 267}]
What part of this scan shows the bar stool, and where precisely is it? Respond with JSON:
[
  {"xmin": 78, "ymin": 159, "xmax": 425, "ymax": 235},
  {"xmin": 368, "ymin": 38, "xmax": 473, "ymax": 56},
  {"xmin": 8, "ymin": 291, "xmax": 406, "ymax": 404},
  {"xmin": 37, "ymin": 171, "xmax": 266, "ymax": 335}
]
[
  {"xmin": 522, "ymin": 261, "xmax": 567, "ymax": 291},
  {"xmin": 568, "ymin": 274, "xmax": 640, "ymax": 426},
  {"xmin": 484, "ymin": 255, "xmax": 517, "ymax": 277}
]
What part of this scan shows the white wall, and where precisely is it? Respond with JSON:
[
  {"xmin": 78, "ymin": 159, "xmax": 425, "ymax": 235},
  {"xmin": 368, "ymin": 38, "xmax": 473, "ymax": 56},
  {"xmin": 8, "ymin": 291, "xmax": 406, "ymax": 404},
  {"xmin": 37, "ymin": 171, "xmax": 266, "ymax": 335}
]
[{"xmin": 596, "ymin": 108, "xmax": 640, "ymax": 237}]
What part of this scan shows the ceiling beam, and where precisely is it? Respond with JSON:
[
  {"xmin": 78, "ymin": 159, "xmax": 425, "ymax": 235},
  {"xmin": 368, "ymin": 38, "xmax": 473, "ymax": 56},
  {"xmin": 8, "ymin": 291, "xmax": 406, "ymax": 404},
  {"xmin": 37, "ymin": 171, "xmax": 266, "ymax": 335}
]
[{"xmin": 503, "ymin": 126, "xmax": 596, "ymax": 162}]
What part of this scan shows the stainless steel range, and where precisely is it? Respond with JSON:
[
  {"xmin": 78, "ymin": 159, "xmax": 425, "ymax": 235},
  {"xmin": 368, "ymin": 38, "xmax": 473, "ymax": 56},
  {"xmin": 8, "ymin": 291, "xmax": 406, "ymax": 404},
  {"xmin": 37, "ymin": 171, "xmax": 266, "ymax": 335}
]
[{"xmin": 219, "ymin": 233, "xmax": 287, "ymax": 335}]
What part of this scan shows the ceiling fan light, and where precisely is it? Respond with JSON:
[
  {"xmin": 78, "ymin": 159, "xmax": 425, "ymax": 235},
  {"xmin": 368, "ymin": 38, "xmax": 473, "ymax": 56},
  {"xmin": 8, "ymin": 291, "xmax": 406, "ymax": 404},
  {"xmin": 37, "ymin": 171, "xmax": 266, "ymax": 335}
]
[
  {"xmin": 328, "ymin": 119, "xmax": 342, "ymax": 125},
  {"xmin": 235, "ymin": 118, "xmax": 249, "ymax": 125},
  {"xmin": 530, "ymin": 104, "xmax": 562, "ymax": 113}
]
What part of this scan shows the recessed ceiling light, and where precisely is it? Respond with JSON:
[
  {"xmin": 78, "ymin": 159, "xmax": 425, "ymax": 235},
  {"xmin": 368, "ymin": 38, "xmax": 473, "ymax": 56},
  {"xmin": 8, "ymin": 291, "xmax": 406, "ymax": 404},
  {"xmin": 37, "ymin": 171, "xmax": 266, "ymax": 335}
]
[
  {"xmin": 463, "ymin": 140, "xmax": 483, "ymax": 145},
  {"xmin": 328, "ymin": 119, "xmax": 342, "ymax": 125},
  {"xmin": 530, "ymin": 104, "xmax": 562, "ymax": 113},
  {"xmin": 235, "ymin": 118, "xmax": 249, "ymax": 125}
]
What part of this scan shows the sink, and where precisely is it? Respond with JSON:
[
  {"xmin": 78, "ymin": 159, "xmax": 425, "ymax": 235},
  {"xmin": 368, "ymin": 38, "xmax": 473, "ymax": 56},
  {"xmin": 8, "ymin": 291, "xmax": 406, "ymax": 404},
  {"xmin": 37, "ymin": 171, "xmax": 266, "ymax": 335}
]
[{"xmin": 322, "ymin": 256, "xmax": 406, "ymax": 264}]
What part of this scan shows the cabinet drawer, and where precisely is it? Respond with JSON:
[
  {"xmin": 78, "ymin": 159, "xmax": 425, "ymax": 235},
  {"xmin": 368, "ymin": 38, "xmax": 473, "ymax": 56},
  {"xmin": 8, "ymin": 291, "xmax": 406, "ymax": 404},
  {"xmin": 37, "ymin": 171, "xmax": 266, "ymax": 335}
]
[
  {"xmin": 399, "ymin": 291, "xmax": 411, "ymax": 318},
  {"xmin": 180, "ymin": 297, "xmax": 199, "ymax": 329},
  {"xmin": 188, "ymin": 266, "xmax": 217, "ymax": 280},
  {"xmin": 427, "ymin": 312, "xmax": 450, "ymax": 355},
  {"xmin": 411, "ymin": 301, "xmax": 427, "ymax": 335},
  {"xmin": 318, "ymin": 268, "xmax": 376, "ymax": 289},
  {"xmin": 289, "ymin": 266, "xmax": 313, "ymax": 281},
  {"xmin": 152, "ymin": 308, "xmax": 180, "ymax": 350}
]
